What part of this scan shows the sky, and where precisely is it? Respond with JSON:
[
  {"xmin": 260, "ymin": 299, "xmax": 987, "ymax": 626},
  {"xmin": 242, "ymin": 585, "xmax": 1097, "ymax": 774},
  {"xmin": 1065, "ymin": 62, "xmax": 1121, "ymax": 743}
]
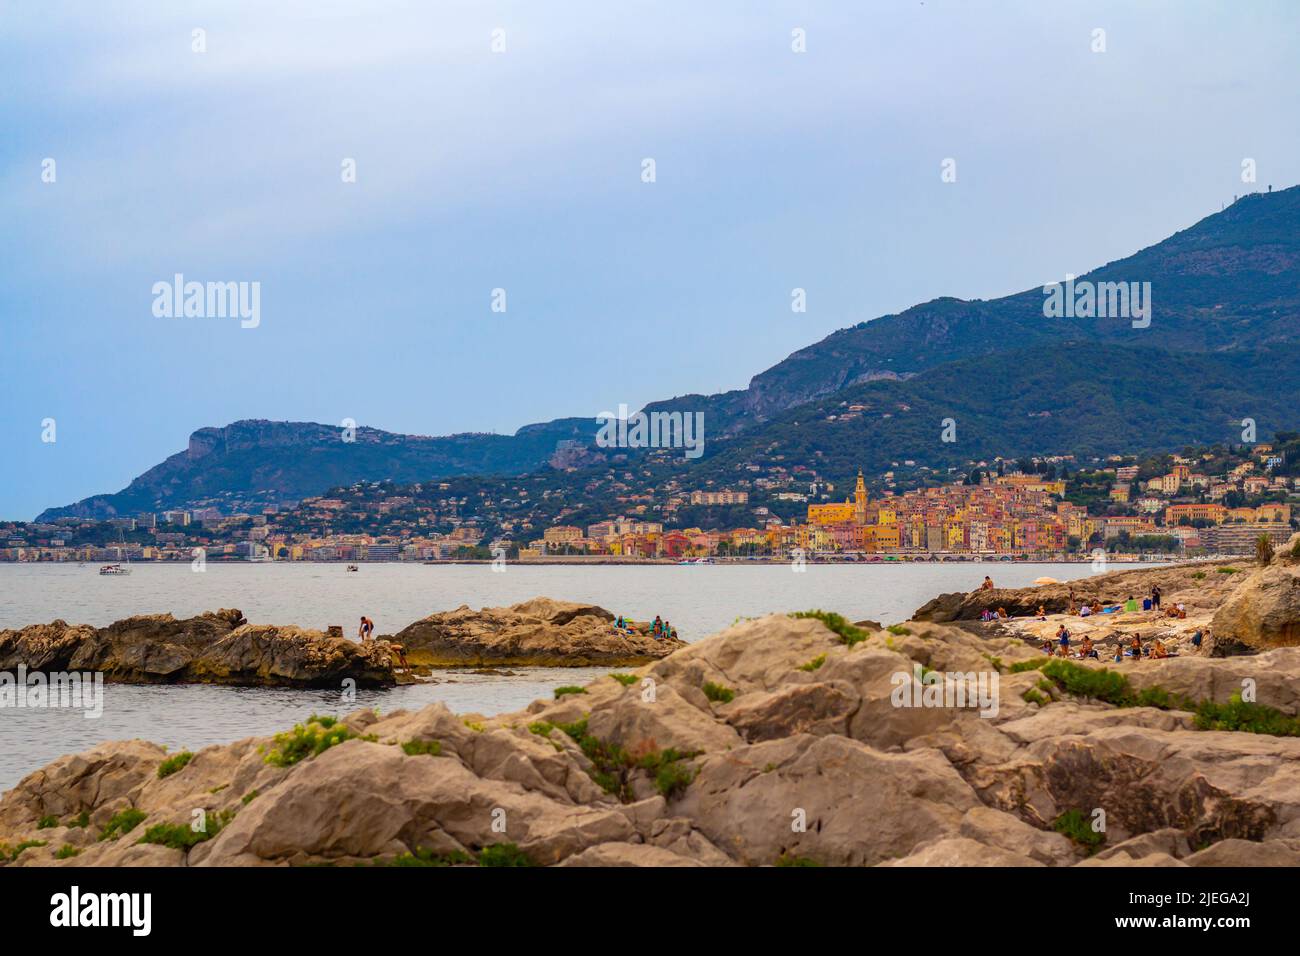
[{"xmin": 2, "ymin": 0, "xmax": 1299, "ymax": 520}]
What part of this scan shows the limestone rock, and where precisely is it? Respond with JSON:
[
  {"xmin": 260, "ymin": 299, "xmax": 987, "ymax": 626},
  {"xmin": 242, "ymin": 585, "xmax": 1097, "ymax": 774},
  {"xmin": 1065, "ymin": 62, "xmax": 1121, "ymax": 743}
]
[
  {"xmin": 1211, "ymin": 564, "xmax": 1300, "ymax": 649},
  {"xmin": 0, "ymin": 610, "xmax": 394, "ymax": 688},
  {"xmin": 1185, "ymin": 838, "xmax": 1300, "ymax": 866},
  {"xmin": 880, "ymin": 836, "xmax": 1042, "ymax": 867},
  {"xmin": 393, "ymin": 598, "xmax": 683, "ymax": 667},
  {"xmin": 675, "ymin": 734, "xmax": 980, "ymax": 866}
]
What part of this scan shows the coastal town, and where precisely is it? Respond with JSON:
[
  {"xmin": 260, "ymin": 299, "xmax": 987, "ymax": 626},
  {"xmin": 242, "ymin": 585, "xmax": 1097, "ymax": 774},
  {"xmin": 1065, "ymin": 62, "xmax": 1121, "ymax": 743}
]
[{"xmin": 4, "ymin": 438, "xmax": 1296, "ymax": 564}]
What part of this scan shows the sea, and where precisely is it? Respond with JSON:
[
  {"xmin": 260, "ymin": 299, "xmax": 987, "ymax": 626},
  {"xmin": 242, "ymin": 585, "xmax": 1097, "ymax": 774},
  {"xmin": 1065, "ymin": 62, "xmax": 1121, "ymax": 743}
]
[{"xmin": 0, "ymin": 561, "xmax": 1109, "ymax": 792}]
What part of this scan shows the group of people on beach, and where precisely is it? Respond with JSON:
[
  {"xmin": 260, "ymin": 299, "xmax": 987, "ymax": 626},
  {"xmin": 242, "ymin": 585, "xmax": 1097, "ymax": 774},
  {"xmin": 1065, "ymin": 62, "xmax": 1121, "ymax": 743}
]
[
  {"xmin": 614, "ymin": 614, "xmax": 678, "ymax": 641},
  {"xmin": 980, "ymin": 576, "xmax": 1204, "ymax": 660},
  {"xmin": 1040, "ymin": 626, "xmax": 1173, "ymax": 661},
  {"xmin": 983, "ymin": 583, "xmax": 1187, "ymax": 623},
  {"xmin": 1040, "ymin": 624, "xmax": 1175, "ymax": 660}
]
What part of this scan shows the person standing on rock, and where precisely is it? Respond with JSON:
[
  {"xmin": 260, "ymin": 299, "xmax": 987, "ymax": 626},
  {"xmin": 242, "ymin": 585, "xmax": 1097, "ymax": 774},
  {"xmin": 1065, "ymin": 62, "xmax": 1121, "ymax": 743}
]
[{"xmin": 1150, "ymin": 584, "xmax": 1162, "ymax": 612}]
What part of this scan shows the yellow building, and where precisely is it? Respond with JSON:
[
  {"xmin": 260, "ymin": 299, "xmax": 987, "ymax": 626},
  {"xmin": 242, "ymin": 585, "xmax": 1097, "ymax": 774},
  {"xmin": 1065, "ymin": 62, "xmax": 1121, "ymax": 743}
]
[
  {"xmin": 807, "ymin": 501, "xmax": 855, "ymax": 526},
  {"xmin": 854, "ymin": 471, "xmax": 868, "ymax": 526},
  {"xmin": 872, "ymin": 524, "xmax": 901, "ymax": 550}
]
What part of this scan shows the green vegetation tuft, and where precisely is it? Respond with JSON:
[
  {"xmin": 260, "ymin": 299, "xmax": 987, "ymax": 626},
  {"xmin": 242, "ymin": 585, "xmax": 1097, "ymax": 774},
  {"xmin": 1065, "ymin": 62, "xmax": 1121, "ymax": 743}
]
[
  {"xmin": 1053, "ymin": 809, "xmax": 1104, "ymax": 853},
  {"xmin": 3, "ymin": 839, "xmax": 48, "ymax": 861},
  {"xmin": 1040, "ymin": 659, "xmax": 1133, "ymax": 705},
  {"xmin": 157, "ymin": 750, "xmax": 194, "ymax": 779},
  {"xmin": 139, "ymin": 810, "xmax": 234, "ymax": 851},
  {"xmin": 1194, "ymin": 694, "xmax": 1300, "ymax": 736},
  {"xmin": 374, "ymin": 847, "xmax": 475, "ymax": 867},
  {"xmin": 478, "ymin": 842, "xmax": 534, "ymax": 867},
  {"xmin": 401, "ymin": 739, "xmax": 442, "ymax": 757},
  {"xmin": 1216, "ymin": 566, "xmax": 1241, "ymax": 575},
  {"xmin": 609, "ymin": 673, "xmax": 639, "ymax": 686},
  {"xmin": 799, "ymin": 654, "xmax": 827, "ymax": 672},
  {"xmin": 68, "ymin": 810, "xmax": 90, "ymax": 829},
  {"xmin": 702, "ymin": 681, "xmax": 735, "ymax": 704},
  {"xmin": 1035, "ymin": 661, "xmax": 1299, "ymax": 737},
  {"xmin": 790, "ymin": 610, "xmax": 872, "ymax": 646},
  {"xmin": 1021, "ymin": 688, "xmax": 1049, "ymax": 706},
  {"xmin": 556, "ymin": 717, "xmax": 697, "ymax": 802},
  {"xmin": 775, "ymin": 852, "xmax": 821, "ymax": 867},
  {"xmin": 556, "ymin": 716, "xmax": 589, "ymax": 740},
  {"xmin": 1009, "ymin": 659, "xmax": 1045, "ymax": 674},
  {"xmin": 241, "ymin": 789, "xmax": 260, "ymax": 805},
  {"xmin": 886, "ymin": 624, "xmax": 912, "ymax": 636},
  {"xmin": 99, "ymin": 808, "xmax": 147, "ymax": 842},
  {"xmin": 264, "ymin": 715, "xmax": 356, "ymax": 767},
  {"xmin": 37, "ymin": 815, "xmax": 59, "ymax": 830},
  {"xmin": 553, "ymin": 685, "xmax": 587, "ymax": 698},
  {"xmin": 55, "ymin": 844, "xmax": 80, "ymax": 860},
  {"xmin": 527, "ymin": 720, "xmax": 555, "ymax": 737}
]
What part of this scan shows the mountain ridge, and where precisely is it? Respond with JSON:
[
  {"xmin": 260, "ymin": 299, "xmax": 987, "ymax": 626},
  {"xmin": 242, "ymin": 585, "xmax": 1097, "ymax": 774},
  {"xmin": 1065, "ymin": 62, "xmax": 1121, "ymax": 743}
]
[{"xmin": 35, "ymin": 186, "xmax": 1300, "ymax": 521}]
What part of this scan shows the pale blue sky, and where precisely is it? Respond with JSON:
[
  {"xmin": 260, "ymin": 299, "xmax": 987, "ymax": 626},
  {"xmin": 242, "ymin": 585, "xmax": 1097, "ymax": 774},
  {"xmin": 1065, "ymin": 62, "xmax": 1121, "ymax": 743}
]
[{"xmin": 3, "ymin": 0, "xmax": 1299, "ymax": 519}]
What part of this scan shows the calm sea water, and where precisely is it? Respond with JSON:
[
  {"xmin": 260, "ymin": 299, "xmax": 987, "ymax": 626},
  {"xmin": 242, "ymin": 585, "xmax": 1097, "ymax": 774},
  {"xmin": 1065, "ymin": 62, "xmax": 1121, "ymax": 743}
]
[{"xmin": 0, "ymin": 561, "xmax": 1104, "ymax": 792}]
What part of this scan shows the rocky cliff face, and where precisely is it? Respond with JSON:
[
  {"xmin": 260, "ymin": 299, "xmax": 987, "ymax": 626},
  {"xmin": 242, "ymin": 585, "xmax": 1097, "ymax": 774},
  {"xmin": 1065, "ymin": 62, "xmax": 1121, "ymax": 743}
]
[
  {"xmin": 1211, "ymin": 533, "xmax": 1300, "ymax": 650},
  {"xmin": 6, "ymin": 601, "xmax": 1300, "ymax": 867},
  {"xmin": 392, "ymin": 597, "xmax": 686, "ymax": 667}
]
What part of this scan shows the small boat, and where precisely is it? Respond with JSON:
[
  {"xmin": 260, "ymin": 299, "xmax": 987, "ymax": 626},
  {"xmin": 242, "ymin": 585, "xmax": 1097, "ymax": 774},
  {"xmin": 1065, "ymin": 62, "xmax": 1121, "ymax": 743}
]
[
  {"xmin": 99, "ymin": 564, "xmax": 131, "ymax": 575},
  {"xmin": 345, "ymin": 565, "xmax": 359, "ymax": 572}
]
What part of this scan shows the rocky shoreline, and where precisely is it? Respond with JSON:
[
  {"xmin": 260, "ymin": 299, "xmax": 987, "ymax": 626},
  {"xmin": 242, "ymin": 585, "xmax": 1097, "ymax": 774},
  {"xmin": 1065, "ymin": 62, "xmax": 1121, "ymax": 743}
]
[
  {"xmin": 3, "ymin": 538, "xmax": 1299, "ymax": 867},
  {"xmin": 0, "ymin": 598, "xmax": 684, "ymax": 688}
]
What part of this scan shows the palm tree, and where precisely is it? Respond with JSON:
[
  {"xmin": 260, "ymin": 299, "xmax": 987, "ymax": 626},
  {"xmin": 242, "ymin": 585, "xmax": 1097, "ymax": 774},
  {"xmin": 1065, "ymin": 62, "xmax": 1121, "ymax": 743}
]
[{"xmin": 1256, "ymin": 533, "xmax": 1275, "ymax": 567}]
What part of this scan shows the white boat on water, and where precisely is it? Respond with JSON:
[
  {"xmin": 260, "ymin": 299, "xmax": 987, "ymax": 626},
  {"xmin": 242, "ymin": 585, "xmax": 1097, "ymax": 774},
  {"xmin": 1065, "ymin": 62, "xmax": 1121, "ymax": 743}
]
[{"xmin": 99, "ymin": 564, "xmax": 131, "ymax": 575}]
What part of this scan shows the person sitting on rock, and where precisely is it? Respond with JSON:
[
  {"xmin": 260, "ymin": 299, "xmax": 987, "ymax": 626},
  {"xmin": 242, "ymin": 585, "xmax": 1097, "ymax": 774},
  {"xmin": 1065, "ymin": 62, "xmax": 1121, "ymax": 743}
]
[
  {"xmin": 1113, "ymin": 647, "xmax": 1124, "ymax": 663},
  {"xmin": 1124, "ymin": 595, "xmax": 1139, "ymax": 613},
  {"xmin": 1129, "ymin": 634, "xmax": 1142, "ymax": 657},
  {"xmin": 981, "ymin": 575, "xmax": 994, "ymax": 591},
  {"xmin": 1153, "ymin": 640, "xmax": 1169, "ymax": 659},
  {"xmin": 653, "ymin": 615, "xmax": 663, "ymax": 636},
  {"xmin": 1080, "ymin": 636, "xmax": 1099, "ymax": 660},
  {"xmin": 1036, "ymin": 605, "xmax": 1047, "ymax": 621},
  {"xmin": 1091, "ymin": 600, "xmax": 1103, "ymax": 615},
  {"xmin": 1040, "ymin": 639, "xmax": 1055, "ymax": 655},
  {"xmin": 1079, "ymin": 602, "xmax": 1092, "ymax": 617},
  {"xmin": 996, "ymin": 606, "xmax": 1009, "ymax": 620}
]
